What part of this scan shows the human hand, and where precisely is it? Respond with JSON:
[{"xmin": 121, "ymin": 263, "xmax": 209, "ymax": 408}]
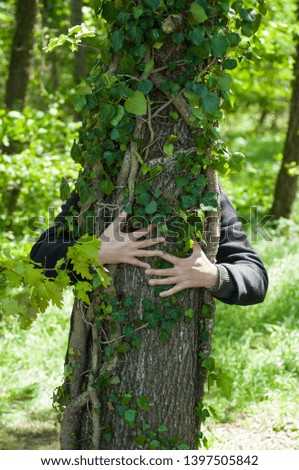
[
  {"xmin": 98, "ymin": 211, "xmax": 165, "ymax": 269},
  {"xmin": 145, "ymin": 241, "xmax": 218, "ymax": 297}
]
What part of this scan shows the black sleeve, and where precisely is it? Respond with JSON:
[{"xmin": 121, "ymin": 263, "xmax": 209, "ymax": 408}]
[
  {"xmin": 213, "ymin": 186, "xmax": 269, "ymax": 306},
  {"xmin": 30, "ymin": 191, "xmax": 80, "ymax": 277}
]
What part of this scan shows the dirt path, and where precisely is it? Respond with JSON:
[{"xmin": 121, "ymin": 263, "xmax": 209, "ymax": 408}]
[
  {"xmin": 211, "ymin": 414, "xmax": 299, "ymax": 450},
  {"xmin": 1, "ymin": 414, "xmax": 298, "ymax": 450}
]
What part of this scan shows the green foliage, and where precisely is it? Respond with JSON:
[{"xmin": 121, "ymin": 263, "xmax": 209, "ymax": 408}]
[
  {"xmin": 0, "ymin": 235, "xmax": 109, "ymax": 327},
  {"xmin": 44, "ymin": 24, "xmax": 96, "ymax": 53},
  {"xmin": 0, "ymin": 103, "xmax": 80, "ymax": 240}
]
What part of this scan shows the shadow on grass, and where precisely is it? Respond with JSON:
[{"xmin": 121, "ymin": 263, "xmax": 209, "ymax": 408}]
[{"xmin": 0, "ymin": 409, "xmax": 60, "ymax": 450}]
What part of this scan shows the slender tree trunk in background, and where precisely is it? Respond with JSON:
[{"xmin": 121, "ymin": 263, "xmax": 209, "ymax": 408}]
[
  {"xmin": 271, "ymin": 5, "xmax": 299, "ymax": 219},
  {"xmin": 5, "ymin": 0, "xmax": 37, "ymax": 110},
  {"xmin": 70, "ymin": 0, "xmax": 87, "ymax": 83},
  {"xmin": 40, "ymin": 0, "xmax": 60, "ymax": 91},
  {"xmin": 4, "ymin": 0, "xmax": 37, "ymax": 228}
]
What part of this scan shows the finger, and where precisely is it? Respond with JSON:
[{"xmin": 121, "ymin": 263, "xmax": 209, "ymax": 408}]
[
  {"xmin": 159, "ymin": 284, "xmax": 185, "ymax": 297},
  {"xmin": 148, "ymin": 277, "xmax": 177, "ymax": 286},
  {"xmin": 127, "ymin": 258, "xmax": 151, "ymax": 269},
  {"xmin": 134, "ymin": 249, "xmax": 165, "ymax": 258},
  {"xmin": 159, "ymin": 252, "xmax": 179, "ymax": 264},
  {"xmin": 192, "ymin": 240, "xmax": 202, "ymax": 254},
  {"xmin": 131, "ymin": 223, "xmax": 156, "ymax": 240},
  {"xmin": 145, "ymin": 268, "xmax": 175, "ymax": 276},
  {"xmin": 114, "ymin": 210, "xmax": 127, "ymax": 228},
  {"xmin": 137, "ymin": 237, "xmax": 165, "ymax": 247},
  {"xmin": 102, "ymin": 211, "xmax": 127, "ymax": 238}
]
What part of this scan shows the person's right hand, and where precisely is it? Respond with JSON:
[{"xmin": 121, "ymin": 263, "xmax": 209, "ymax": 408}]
[{"xmin": 98, "ymin": 211, "xmax": 165, "ymax": 269}]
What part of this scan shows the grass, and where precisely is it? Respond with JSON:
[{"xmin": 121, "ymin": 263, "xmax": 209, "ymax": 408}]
[
  {"xmin": 0, "ymin": 292, "xmax": 72, "ymax": 449},
  {"xmin": 203, "ymin": 233, "xmax": 299, "ymax": 448}
]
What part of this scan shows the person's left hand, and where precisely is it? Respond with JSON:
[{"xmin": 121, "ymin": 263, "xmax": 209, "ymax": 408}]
[{"xmin": 145, "ymin": 241, "xmax": 218, "ymax": 297}]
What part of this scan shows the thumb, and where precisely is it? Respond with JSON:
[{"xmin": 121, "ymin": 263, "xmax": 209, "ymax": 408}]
[
  {"xmin": 192, "ymin": 240, "xmax": 202, "ymax": 254},
  {"xmin": 113, "ymin": 210, "xmax": 127, "ymax": 230},
  {"xmin": 102, "ymin": 210, "xmax": 127, "ymax": 237}
]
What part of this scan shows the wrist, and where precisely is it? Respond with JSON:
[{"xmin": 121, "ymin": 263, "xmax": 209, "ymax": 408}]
[
  {"xmin": 99, "ymin": 241, "xmax": 112, "ymax": 265},
  {"xmin": 204, "ymin": 264, "xmax": 219, "ymax": 289}
]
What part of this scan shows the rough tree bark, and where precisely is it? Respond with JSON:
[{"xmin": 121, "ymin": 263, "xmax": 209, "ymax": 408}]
[
  {"xmin": 271, "ymin": 3, "xmax": 299, "ymax": 219},
  {"xmin": 70, "ymin": 0, "xmax": 87, "ymax": 84},
  {"xmin": 5, "ymin": 0, "xmax": 37, "ymax": 111}
]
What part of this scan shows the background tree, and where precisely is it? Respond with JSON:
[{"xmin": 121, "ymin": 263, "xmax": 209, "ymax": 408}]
[
  {"xmin": 71, "ymin": 0, "xmax": 88, "ymax": 83},
  {"xmin": 271, "ymin": 1, "xmax": 299, "ymax": 219},
  {"xmin": 5, "ymin": 0, "xmax": 37, "ymax": 111},
  {"xmin": 3, "ymin": 0, "xmax": 37, "ymax": 227}
]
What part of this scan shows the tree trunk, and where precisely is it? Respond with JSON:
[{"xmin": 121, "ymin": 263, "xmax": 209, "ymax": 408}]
[
  {"xmin": 40, "ymin": 0, "xmax": 60, "ymax": 91},
  {"xmin": 4, "ymin": 0, "xmax": 37, "ymax": 227},
  {"xmin": 70, "ymin": 0, "xmax": 87, "ymax": 84},
  {"xmin": 5, "ymin": 0, "xmax": 37, "ymax": 110},
  {"xmin": 271, "ymin": 5, "xmax": 299, "ymax": 219},
  {"xmin": 57, "ymin": 3, "xmax": 225, "ymax": 450}
]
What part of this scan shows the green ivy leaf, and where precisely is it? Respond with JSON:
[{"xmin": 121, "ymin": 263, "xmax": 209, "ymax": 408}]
[
  {"xmin": 223, "ymin": 58, "xmax": 238, "ymax": 70},
  {"xmin": 76, "ymin": 177, "xmax": 91, "ymax": 203},
  {"xmin": 116, "ymin": 11, "xmax": 131, "ymax": 24},
  {"xmin": 190, "ymin": 2, "xmax": 208, "ymax": 23},
  {"xmin": 119, "ymin": 54, "xmax": 136, "ymax": 75},
  {"xmin": 136, "ymin": 396, "xmax": 150, "ymax": 411},
  {"xmin": 124, "ymin": 408, "xmax": 137, "ymax": 428},
  {"xmin": 176, "ymin": 175, "xmax": 189, "ymax": 188},
  {"xmin": 172, "ymin": 32, "xmax": 185, "ymax": 43},
  {"xmin": 188, "ymin": 27, "xmax": 205, "ymax": 46},
  {"xmin": 149, "ymin": 439, "xmax": 160, "ymax": 449},
  {"xmin": 100, "ymin": 179, "xmax": 115, "ymax": 195},
  {"xmin": 201, "ymin": 92, "xmax": 220, "ymax": 115},
  {"xmin": 200, "ymin": 191, "xmax": 218, "ymax": 211},
  {"xmin": 60, "ymin": 177, "xmax": 70, "ymax": 201},
  {"xmin": 181, "ymin": 194, "xmax": 197, "ymax": 209},
  {"xmin": 110, "ymin": 105, "xmax": 125, "ymax": 127},
  {"xmin": 132, "ymin": 6, "xmax": 144, "ymax": 19},
  {"xmin": 110, "ymin": 30, "xmax": 124, "ymax": 52},
  {"xmin": 218, "ymin": 73, "xmax": 231, "ymax": 92},
  {"xmin": 124, "ymin": 91, "xmax": 147, "ymax": 116},
  {"xmin": 163, "ymin": 142, "xmax": 174, "ymax": 157},
  {"xmin": 240, "ymin": 8, "xmax": 259, "ymax": 22},
  {"xmin": 136, "ymin": 192, "xmax": 151, "ymax": 206},
  {"xmin": 178, "ymin": 443, "xmax": 189, "ymax": 450},
  {"xmin": 144, "ymin": 0, "xmax": 160, "ymax": 10},
  {"xmin": 211, "ymin": 33, "xmax": 229, "ymax": 57},
  {"xmin": 158, "ymin": 424, "xmax": 167, "ymax": 433},
  {"xmin": 128, "ymin": 24, "xmax": 144, "ymax": 44},
  {"xmin": 230, "ymin": 152, "xmax": 246, "ymax": 171},
  {"xmin": 137, "ymin": 79, "xmax": 153, "ymax": 95},
  {"xmin": 74, "ymin": 95, "xmax": 86, "ymax": 112},
  {"xmin": 144, "ymin": 57, "xmax": 154, "ymax": 75},
  {"xmin": 145, "ymin": 200, "xmax": 158, "ymax": 214},
  {"xmin": 100, "ymin": 103, "xmax": 116, "ymax": 125}
]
